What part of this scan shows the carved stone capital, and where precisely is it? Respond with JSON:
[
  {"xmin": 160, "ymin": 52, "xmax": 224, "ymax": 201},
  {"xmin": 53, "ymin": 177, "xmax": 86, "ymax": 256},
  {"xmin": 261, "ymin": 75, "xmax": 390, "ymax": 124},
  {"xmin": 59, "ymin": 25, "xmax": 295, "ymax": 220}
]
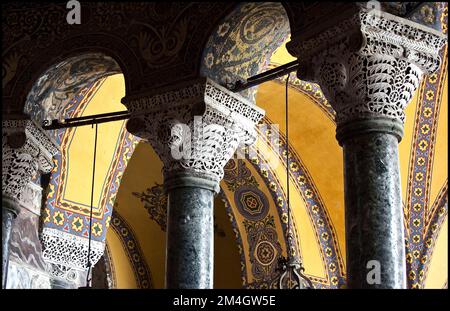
[
  {"xmin": 41, "ymin": 228, "xmax": 105, "ymax": 272},
  {"xmin": 2, "ymin": 119, "xmax": 59, "ymax": 199},
  {"xmin": 122, "ymin": 78, "xmax": 265, "ymax": 186},
  {"xmin": 45, "ymin": 262, "xmax": 85, "ymax": 287},
  {"xmin": 287, "ymin": 7, "xmax": 446, "ymax": 127}
]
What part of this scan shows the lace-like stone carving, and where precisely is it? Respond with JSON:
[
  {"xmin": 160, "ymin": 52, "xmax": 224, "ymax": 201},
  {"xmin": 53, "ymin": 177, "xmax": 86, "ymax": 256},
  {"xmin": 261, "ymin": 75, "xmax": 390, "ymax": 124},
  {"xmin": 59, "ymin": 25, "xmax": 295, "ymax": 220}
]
[
  {"xmin": 2, "ymin": 119, "xmax": 59, "ymax": 199},
  {"xmin": 45, "ymin": 262, "xmax": 81, "ymax": 284},
  {"xmin": 41, "ymin": 228, "xmax": 105, "ymax": 271},
  {"xmin": 287, "ymin": 8, "xmax": 446, "ymax": 125},
  {"xmin": 123, "ymin": 78, "xmax": 265, "ymax": 185}
]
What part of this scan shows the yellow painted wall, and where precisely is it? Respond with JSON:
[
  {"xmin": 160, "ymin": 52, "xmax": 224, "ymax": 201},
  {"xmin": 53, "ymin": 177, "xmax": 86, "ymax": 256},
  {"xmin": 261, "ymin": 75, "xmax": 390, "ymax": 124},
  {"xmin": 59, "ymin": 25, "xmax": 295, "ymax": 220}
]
[
  {"xmin": 270, "ymin": 35, "xmax": 295, "ymax": 65},
  {"xmin": 64, "ymin": 75, "xmax": 126, "ymax": 214},
  {"xmin": 256, "ymin": 82, "xmax": 345, "ymax": 277},
  {"xmin": 252, "ymin": 134, "xmax": 328, "ymax": 280},
  {"xmin": 399, "ymin": 84, "xmax": 421, "ymax": 205},
  {"xmin": 112, "ymin": 142, "xmax": 166, "ymax": 288}
]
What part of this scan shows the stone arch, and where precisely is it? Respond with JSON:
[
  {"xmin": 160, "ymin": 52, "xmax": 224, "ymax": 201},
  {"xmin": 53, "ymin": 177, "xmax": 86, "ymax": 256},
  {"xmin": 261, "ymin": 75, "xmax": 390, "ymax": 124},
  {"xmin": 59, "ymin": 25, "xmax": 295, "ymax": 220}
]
[
  {"xmin": 199, "ymin": 2, "xmax": 291, "ymax": 101},
  {"xmin": 30, "ymin": 65, "xmax": 139, "ymax": 285},
  {"xmin": 4, "ymin": 33, "xmax": 140, "ymax": 118},
  {"xmin": 24, "ymin": 52, "xmax": 122, "ymax": 124},
  {"xmin": 3, "ymin": 2, "xmax": 240, "ymax": 114}
]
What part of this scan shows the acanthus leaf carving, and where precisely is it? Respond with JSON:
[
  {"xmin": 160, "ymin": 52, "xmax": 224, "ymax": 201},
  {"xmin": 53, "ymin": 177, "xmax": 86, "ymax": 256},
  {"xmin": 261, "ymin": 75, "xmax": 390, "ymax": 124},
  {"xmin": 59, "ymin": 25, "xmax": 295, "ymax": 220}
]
[
  {"xmin": 40, "ymin": 228, "xmax": 104, "ymax": 271},
  {"xmin": 287, "ymin": 8, "xmax": 447, "ymax": 125},
  {"xmin": 122, "ymin": 78, "xmax": 265, "ymax": 185},
  {"xmin": 2, "ymin": 119, "xmax": 59, "ymax": 199}
]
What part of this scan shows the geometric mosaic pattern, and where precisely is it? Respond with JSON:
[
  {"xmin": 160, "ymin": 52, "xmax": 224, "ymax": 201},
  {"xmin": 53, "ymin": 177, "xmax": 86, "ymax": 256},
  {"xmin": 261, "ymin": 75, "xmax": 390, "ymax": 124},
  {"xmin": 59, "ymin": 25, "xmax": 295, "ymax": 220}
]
[
  {"xmin": 252, "ymin": 121, "xmax": 346, "ymax": 288},
  {"xmin": 405, "ymin": 44, "xmax": 448, "ymax": 289},
  {"xmin": 44, "ymin": 77, "xmax": 140, "ymax": 244},
  {"xmin": 110, "ymin": 208, "xmax": 152, "ymax": 289},
  {"xmin": 222, "ymin": 159, "xmax": 286, "ymax": 288},
  {"xmin": 200, "ymin": 2, "xmax": 290, "ymax": 101},
  {"xmin": 404, "ymin": 2, "xmax": 448, "ymax": 288}
]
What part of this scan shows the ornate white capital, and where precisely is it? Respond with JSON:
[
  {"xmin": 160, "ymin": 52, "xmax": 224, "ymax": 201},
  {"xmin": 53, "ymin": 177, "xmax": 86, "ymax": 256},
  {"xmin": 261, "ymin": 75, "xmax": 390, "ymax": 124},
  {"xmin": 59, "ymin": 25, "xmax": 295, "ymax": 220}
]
[
  {"xmin": 287, "ymin": 8, "xmax": 447, "ymax": 125},
  {"xmin": 41, "ymin": 228, "xmax": 105, "ymax": 272},
  {"xmin": 122, "ymin": 78, "xmax": 265, "ymax": 185},
  {"xmin": 45, "ymin": 262, "xmax": 84, "ymax": 287},
  {"xmin": 2, "ymin": 119, "xmax": 59, "ymax": 200}
]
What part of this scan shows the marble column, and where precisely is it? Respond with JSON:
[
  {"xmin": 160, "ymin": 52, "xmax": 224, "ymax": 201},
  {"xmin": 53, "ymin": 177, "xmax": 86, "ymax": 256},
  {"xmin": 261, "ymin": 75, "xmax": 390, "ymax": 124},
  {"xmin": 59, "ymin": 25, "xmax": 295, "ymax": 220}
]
[
  {"xmin": 2, "ymin": 197, "xmax": 19, "ymax": 288},
  {"xmin": 2, "ymin": 119, "xmax": 58, "ymax": 288},
  {"xmin": 165, "ymin": 175, "xmax": 217, "ymax": 288},
  {"xmin": 338, "ymin": 118, "xmax": 406, "ymax": 288},
  {"xmin": 287, "ymin": 7, "xmax": 446, "ymax": 288},
  {"xmin": 123, "ymin": 78, "xmax": 265, "ymax": 288}
]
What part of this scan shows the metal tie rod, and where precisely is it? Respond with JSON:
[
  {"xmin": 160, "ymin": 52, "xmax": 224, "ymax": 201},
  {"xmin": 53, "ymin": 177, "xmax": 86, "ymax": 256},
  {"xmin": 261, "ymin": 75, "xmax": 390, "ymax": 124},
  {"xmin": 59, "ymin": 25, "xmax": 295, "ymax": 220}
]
[
  {"xmin": 230, "ymin": 60, "xmax": 299, "ymax": 92},
  {"xmin": 42, "ymin": 110, "xmax": 130, "ymax": 130},
  {"xmin": 42, "ymin": 60, "xmax": 299, "ymax": 130}
]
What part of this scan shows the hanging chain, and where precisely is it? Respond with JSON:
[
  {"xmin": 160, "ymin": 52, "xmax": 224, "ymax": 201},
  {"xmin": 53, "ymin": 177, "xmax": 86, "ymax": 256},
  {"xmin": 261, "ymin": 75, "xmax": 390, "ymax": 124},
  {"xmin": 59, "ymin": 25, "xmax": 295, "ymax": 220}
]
[{"xmin": 277, "ymin": 73, "xmax": 314, "ymax": 289}]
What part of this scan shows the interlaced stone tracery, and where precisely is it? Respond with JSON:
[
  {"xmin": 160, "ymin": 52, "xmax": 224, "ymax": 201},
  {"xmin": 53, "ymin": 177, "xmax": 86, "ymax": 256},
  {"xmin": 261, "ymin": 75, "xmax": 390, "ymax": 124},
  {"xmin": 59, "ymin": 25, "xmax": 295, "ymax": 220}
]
[
  {"xmin": 287, "ymin": 8, "xmax": 446, "ymax": 125},
  {"xmin": 123, "ymin": 78, "xmax": 265, "ymax": 186},
  {"xmin": 40, "ymin": 227, "xmax": 105, "ymax": 271},
  {"xmin": 2, "ymin": 120, "xmax": 58, "ymax": 200}
]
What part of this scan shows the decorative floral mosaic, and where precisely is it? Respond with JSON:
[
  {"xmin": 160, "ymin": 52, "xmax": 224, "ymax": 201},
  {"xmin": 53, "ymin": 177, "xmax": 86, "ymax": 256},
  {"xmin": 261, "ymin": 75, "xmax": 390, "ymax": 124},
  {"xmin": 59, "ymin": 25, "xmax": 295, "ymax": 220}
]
[
  {"xmin": 408, "ymin": 2, "xmax": 448, "ymax": 33},
  {"xmin": 132, "ymin": 182, "xmax": 227, "ymax": 237},
  {"xmin": 132, "ymin": 183, "xmax": 167, "ymax": 232},
  {"xmin": 248, "ymin": 125, "xmax": 346, "ymax": 289},
  {"xmin": 222, "ymin": 158, "xmax": 285, "ymax": 288},
  {"xmin": 200, "ymin": 2, "xmax": 290, "ymax": 100}
]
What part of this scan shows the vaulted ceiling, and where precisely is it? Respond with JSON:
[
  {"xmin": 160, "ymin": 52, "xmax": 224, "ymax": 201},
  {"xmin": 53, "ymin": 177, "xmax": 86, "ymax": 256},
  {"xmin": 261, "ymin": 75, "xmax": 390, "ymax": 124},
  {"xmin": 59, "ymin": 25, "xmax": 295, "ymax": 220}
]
[{"xmin": 3, "ymin": 2, "xmax": 447, "ymax": 289}]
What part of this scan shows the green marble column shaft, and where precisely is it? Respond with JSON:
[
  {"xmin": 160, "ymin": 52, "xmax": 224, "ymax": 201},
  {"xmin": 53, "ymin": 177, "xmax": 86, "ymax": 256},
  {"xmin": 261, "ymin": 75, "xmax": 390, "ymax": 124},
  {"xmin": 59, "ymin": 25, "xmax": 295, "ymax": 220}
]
[
  {"xmin": 338, "ymin": 118, "xmax": 406, "ymax": 288},
  {"xmin": 164, "ymin": 175, "xmax": 217, "ymax": 289}
]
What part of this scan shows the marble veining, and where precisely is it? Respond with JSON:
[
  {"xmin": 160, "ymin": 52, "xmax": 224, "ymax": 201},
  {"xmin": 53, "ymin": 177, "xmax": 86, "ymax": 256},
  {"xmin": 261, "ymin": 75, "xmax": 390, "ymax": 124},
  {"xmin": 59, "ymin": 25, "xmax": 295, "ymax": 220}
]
[
  {"xmin": 165, "ymin": 186, "xmax": 214, "ymax": 289},
  {"xmin": 343, "ymin": 132, "xmax": 406, "ymax": 288}
]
